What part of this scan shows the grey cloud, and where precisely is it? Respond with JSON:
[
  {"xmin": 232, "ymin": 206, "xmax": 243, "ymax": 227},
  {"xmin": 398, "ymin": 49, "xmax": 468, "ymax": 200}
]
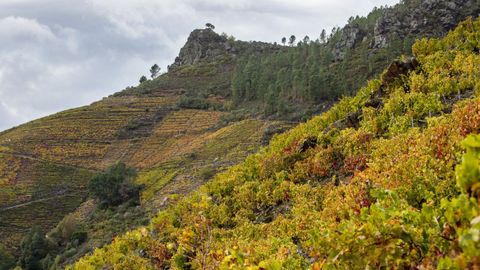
[{"xmin": 0, "ymin": 0, "xmax": 398, "ymax": 131}]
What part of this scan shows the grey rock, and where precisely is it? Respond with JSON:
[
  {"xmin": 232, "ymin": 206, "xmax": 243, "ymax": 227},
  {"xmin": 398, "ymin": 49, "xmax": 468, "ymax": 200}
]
[
  {"xmin": 168, "ymin": 28, "xmax": 282, "ymax": 71},
  {"xmin": 331, "ymin": 0, "xmax": 480, "ymax": 58},
  {"xmin": 372, "ymin": 0, "xmax": 479, "ymax": 49},
  {"xmin": 169, "ymin": 28, "xmax": 231, "ymax": 71},
  {"xmin": 332, "ymin": 24, "xmax": 366, "ymax": 61}
]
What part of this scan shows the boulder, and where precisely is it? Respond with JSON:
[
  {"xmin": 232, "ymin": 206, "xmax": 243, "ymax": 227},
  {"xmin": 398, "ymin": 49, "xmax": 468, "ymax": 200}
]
[
  {"xmin": 381, "ymin": 57, "xmax": 419, "ymax": 85},
  {"xmin": 298, "ymin": 136, "xmax": 317, "ymax": 153}
]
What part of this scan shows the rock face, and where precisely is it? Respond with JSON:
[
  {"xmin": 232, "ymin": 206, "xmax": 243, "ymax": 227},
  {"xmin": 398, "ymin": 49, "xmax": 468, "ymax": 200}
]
[
  {"xmin": 332, "ymin": 0, "xmax": 480, "ymax": 60},
  {"xmin": 332, "ymin": 24, "xmax": 366, "ymax": 61},
  {"xmin": 170, "ymin": 1, "xmax": 480, "ymax": 67},
  {"xmin": 169, "ymin": 28, "xmax": 284, "ymax": 71},
  {"xmin": 372, "ymin": 0, "xmax": 480, "ymax": 49},
  {"xmin": 168, "ymin": 29, "xmax": 234, "ymax": 71}
]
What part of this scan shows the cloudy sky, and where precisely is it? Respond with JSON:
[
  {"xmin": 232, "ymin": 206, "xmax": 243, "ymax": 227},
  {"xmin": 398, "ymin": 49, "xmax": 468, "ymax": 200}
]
[{"xmin": 0, "ymin": 0, "xmax": 399, "ymax": 131}]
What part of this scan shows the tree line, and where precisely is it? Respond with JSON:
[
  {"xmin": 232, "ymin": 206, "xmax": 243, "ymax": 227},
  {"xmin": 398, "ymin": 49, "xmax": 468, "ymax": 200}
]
[{"xmin": 231, "ymin": 8, "xmax": 412, "ymax": 116}]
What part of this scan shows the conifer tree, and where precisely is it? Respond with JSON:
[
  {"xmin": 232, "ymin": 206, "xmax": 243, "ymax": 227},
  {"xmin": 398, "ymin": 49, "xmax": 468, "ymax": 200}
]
[
  {"xmin": 289, "ymin": 35, "xmax": 296, "ymax": 46},
  {"xmin": 149, "ymin": 64, "xmax": 160, "ymax": 79}
]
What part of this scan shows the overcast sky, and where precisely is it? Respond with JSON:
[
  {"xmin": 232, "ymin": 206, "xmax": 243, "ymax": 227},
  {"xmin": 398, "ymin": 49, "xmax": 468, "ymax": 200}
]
[{"xmin": 0, "ymin": 0, "xmax": 399, "ymax": 132}]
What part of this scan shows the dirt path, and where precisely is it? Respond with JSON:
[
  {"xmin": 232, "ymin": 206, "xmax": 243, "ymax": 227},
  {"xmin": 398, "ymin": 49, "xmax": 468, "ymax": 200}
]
[
  {"xmin": 0, "ymin": 151, "xmax": 99, "ymax": 173},
  {"xmin": 0, "ymin": 191, "xmax": 80, "ymax": 212}
]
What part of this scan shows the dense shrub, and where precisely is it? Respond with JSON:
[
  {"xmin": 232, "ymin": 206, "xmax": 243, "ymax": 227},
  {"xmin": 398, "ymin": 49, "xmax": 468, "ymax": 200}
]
[
  {"xmin": 177, "ymin": 96, "xmax": 211, "ymax": 110},
  {"xmin": 0, "ymin": 244, "xmax": 15, "ymax": 270},
  {"xmin": 19, "ymin": 227, "xmax": 52, "ymax": 270},
  {"xmin": 70, "ymin": 231, "xmax": 88, "ymax": 245},
  {"xmin": 88, "ymin": 162, "xmax": 142, "ymax": 207},
  {"xmin": 199, "ymin": 167, "xmax": 216, "ymax": 180}
]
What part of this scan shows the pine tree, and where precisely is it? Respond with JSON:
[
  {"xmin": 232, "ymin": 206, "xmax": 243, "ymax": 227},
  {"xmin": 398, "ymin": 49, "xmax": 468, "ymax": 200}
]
[
  {"xmin": 231, "ymin": 59, "xmax": 247, "ymax": 104},
  {"xmin": 149, "ymin": 64, "xmax": 161, "ymax": 79},
  {"xmin": 320, "ymin": 29, "xmax": 327, "ymax": 43},
  {"xmin": 19, "ymin": 227, "xmax": 50, "ymax": 270},
  {"xmin": 264, "ymin": 85, "xmax": 278, "ymax": 115},
  {"xmin": 303, "ymin": 35, "xmax": 310, "ymax": 44},
  {"xmin": 244, "ymin": 56, "xmax": 259, "ymax": 100},
  {"xmin": 289, "ymin": 35, "xmax": 296, "ymax": 46}
]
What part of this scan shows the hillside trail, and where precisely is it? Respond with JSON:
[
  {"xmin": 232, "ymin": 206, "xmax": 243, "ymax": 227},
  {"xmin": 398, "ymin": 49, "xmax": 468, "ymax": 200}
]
[
  {"xmin": 0, "ymin": 190, "xmax": 81, "ymax": 212},
  {"xmin": 0, "ymin": 151, "xmax": 93, "ymax": 212},
  {"xmin": 0, "ymin": 151, "xmax": 99, "ymax": 173}
]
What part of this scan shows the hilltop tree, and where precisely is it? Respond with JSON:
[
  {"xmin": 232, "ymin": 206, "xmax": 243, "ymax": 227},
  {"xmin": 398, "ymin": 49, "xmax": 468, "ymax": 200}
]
[
  {"xmin": 303, "ymin": 35, "xmax": 310, "ymax": 44},
  {"xmin": 139, "ymin": 75, "xmax": 147, "ymax": 84},
  {"xmin": 348, "ymin": 16, "xmax": 355, "ymax": 24},
  {"xmin": 320, "ymin": 29, "xmax": 327, "ymax": 43},
  {"xmin": 289, "ymin": 35, "xmax": 296, "ymax": 46},
  {"xmin": 281, "ymin": 37, "xmax": 287, "ymax": 46},
  {"xmin": 150, "ymin": 64, "xmax": 160, "ymax": 79},
  {"xmin": 205, "ymin": 23, "xmax": 215, "ymax": 30}
]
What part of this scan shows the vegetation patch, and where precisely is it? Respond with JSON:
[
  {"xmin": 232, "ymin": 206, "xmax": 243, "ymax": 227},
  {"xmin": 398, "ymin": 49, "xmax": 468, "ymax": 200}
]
[
  {"xmin": 88, "ymin": 162, "xmax": 142, "ymax": 208},
  {"xmin": 69, "ymin": 18, "xmax": 480, "ymax": 269}
]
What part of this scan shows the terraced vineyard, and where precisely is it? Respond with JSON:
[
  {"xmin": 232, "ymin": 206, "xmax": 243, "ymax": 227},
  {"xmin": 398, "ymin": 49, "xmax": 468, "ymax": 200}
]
[
  {"xmin": 0, "ymin": 156, "xmax": 94, "ymax": 254},
  {"xmin": 0, "ymin": 56, "xmax": 293, "ymax": 255},
  {"xmin": 0, "ymin": 94, "xmax": 179, "ymax": 170},
  {"xmin": 128, "ymin": 109, "xmax": 225, "ymax": 169},
  {"xmin": 136, "ymin": 119, "xmax": 284, "ymax": 207}
]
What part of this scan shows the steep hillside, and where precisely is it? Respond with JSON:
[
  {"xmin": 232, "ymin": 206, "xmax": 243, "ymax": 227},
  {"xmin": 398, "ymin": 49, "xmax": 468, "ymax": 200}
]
[
  {"xmin": 1, "ymin": 0, "xmax": 479, "ymax": 266},
  {"xmin": 229, "ymin": 0, "xmax": 480, "ymax": 119},
  {"xmin": 71, "ymin": 17, "xmax": 480, "ymax": 269},
  {"xmin": 0, "ymin": 43, "xmax": 291, "ymax": 257},
  {"xmin": 121, "ymin": 0, "xmax": 480, "ymax": 121}
]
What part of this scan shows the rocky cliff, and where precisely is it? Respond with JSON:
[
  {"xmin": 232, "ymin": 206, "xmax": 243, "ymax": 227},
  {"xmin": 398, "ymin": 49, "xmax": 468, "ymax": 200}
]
[
  {"xmin": 168, "ymin": 29, "xmax": 234, "ymax": 71},
  {"xmin": 372, "ymin": 0, "xmax": 480, "ymax": 48},
  {"xmin": 332, "ymin": 0, "xmax": 480, "ymax": 60},
  {"xmin": 168, "ymin": 28, "xmax": 283, "ymax": 72}
]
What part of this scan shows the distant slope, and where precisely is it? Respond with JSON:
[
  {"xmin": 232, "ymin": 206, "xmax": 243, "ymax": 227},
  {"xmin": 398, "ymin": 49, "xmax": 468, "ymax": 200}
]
[
  {"xmin": 0, "ymin": 57, "xmax": 292, "ymax": 255},
  {"xmin": 228, "ymin": 0, "xmax": 480, "ymax": 118},
  {"xmin": 0, "ymin": 92, "xmax": 181, "ymax": 252},
  {"xmin": 70, "ymin": 17, "xmax": 480, "ymax": 269}
]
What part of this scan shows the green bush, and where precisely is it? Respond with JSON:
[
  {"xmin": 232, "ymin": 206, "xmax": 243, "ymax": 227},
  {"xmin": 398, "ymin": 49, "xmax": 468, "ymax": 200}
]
[
  {"xmin": 199, "ymin": 167, "xmax": 216, "ymax": 180},
  {"xmin": 88, "ymin": 162, "xmax": 142, "ymax": 207},
  {"xmin": 64, "ymin": 248, "xmax": 78, "ymax": 258},
  {"xmin": 0, "ymin": 244, "xmax": 15, "ymax": 270},
  {"xmin": 19, "ymin": 227, "xmax": 51, "ymax": 270},
  {"xmin": 177, "ymin": 96, "xmax": 211, "ymax": 110},
  {"xmin": 70, "ymin": 231, "xmax": 88, "ymax": 245},
  {"xmin": 220, "ymin": 109, "xmax": 250, "ymax": 124}
]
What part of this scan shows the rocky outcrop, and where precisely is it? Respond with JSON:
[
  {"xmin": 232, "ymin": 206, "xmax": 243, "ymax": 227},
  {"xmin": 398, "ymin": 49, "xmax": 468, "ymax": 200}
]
[
  {"xmin": 381, "ymin": 57, "xmax": 419, "ymax": 85},
  {"xmin": 331, "ymin": 0, "xmax": 480, "ymax": 60},
  {"xmin": 168, "ymin": 28, "xmax": 235, "ymax": 71},
  {"xmin": 169, "ymin": 28, "xmax": 284, "ymax": 71},
  {"xmin": 332, "ymin": 24, "xmax": 366, "ymax": 61},
  {"xmin": 372, "ymin": 0, "xmax": 480, "ymax": 49}
]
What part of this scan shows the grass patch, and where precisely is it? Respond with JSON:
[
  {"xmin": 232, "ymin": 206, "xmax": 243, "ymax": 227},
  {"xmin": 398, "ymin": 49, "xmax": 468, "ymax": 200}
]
[{"xmin": 136, "ymin": 168, "xmax": 178, "ymax": 202}]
